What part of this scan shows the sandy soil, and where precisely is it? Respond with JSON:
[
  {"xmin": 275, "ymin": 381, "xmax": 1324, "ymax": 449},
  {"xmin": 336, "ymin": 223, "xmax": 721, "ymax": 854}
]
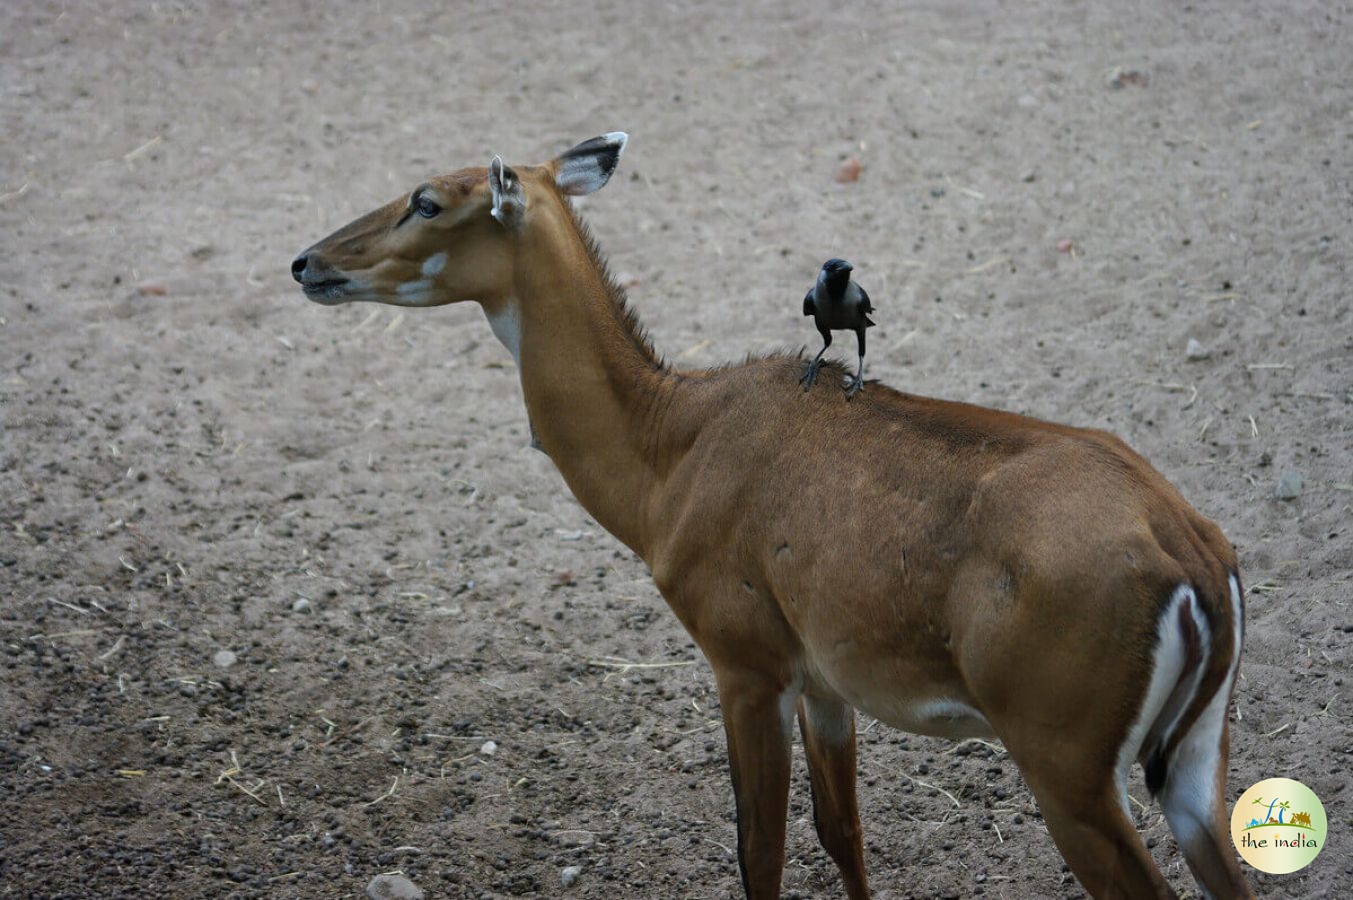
[{"xmin": 2, "ymin": 1, "xmax": 1350, "ymax": 897}]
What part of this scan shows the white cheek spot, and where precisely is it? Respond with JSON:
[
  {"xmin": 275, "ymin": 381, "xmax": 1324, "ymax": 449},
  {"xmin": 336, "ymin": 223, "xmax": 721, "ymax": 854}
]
[
  {"xmin": 486, "ymin": 300, "xmax": 523, "ymax": 367},
  {"xmin": 398, "ymin": 278, "xmax": 432, "ymax": 297},
  {"xmin": 421, "ymin": 252, "xmax": 447, "ymax": 277}
]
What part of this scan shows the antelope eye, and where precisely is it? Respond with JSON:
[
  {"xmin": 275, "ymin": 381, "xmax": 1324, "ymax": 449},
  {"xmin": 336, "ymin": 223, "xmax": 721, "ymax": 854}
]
[{"xmin": 415, "ymin": 194, "xmax": 441, "ymax": 218}]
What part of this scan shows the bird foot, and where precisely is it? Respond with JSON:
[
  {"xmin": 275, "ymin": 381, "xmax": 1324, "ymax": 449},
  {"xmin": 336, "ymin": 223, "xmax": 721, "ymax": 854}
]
[
  {"xmin": 844, "ymin": 375, "xmax": 864, "ymax": 399},
  {"xmin": 800, "ymin": 360, "xmax": 823, "ymax": 392}
]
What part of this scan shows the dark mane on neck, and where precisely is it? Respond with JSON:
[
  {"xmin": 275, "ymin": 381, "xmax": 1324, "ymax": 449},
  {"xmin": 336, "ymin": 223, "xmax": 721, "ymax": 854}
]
[{"xmin": 565, "ymin": 203, "xmax": 667, "ymax": 373}]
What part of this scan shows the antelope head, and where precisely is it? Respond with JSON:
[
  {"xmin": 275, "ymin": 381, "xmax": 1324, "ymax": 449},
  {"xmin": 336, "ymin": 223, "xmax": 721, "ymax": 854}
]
[{"xmin": 291, "ymin": 133, "xmax": 628, "ymax": 309}]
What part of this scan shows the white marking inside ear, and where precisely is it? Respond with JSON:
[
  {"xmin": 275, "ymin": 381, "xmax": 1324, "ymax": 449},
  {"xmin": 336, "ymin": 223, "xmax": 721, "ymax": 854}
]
[
  {"xmin": 485, "ymin": 299, "xmax": 523, "ymax": 367},
  {"xmin": 555, "ymin": 132, "xmax": 628, "ymax": 196},
  {"xmin": 489, "ymin": 155, "xmax": 525, "ymax": 226},
  {"xmin": 421, "ymin": 252, "xmax": 447, "ymax": 277}
]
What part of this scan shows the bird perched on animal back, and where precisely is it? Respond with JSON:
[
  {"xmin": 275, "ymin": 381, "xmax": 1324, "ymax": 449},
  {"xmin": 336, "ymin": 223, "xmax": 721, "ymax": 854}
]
[{"xmin": 800, "ymin": 258, "xmax": 874, "ymax": 398}]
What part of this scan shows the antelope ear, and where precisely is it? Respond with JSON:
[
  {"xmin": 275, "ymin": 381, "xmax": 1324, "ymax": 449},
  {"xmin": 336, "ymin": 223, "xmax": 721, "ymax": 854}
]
[
  {"xmin": 489, "ymin": 156, "xmax": 525, "ymax": 227},
  {"xmin": 554, "ymin": 132, "xmax": 628, "ymax": 196}
]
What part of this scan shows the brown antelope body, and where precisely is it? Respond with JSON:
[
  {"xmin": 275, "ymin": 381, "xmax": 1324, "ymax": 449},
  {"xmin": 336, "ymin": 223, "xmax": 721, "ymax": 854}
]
[{"xmin": 293, "ymin": 134, "xmax": 1254, "ymax": 899}]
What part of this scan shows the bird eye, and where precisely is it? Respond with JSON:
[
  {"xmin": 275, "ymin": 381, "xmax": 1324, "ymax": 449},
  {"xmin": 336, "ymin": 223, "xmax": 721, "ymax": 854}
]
[{"xmin": 415, "ymin": 194, "xmax": 441, "ymax": 218}]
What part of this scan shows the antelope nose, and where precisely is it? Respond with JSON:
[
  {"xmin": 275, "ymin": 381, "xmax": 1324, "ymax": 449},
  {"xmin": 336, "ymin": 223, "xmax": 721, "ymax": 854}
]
[{"xmin": 290, "ymin": 254, "xmax": 310, "ymax": 283}]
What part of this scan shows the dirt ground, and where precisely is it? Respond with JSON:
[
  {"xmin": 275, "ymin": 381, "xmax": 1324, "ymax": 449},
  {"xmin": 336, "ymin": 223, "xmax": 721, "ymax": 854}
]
[{"xmin": 2, "ymin": 1, "xmax": 1349, "ymax": 897}]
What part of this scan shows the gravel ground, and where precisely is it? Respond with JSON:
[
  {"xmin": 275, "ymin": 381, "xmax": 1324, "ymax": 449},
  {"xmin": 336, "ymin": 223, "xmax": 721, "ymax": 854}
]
[{"xmin": 2, "ymin": 1, "xmax": 1349, "ymax": 897}]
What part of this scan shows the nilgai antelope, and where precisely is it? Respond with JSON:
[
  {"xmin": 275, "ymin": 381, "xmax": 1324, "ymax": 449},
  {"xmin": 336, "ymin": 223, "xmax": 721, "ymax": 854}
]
[{"xmin": 292, "ymin": 134, "xmax": 1254, "ymax": 899}]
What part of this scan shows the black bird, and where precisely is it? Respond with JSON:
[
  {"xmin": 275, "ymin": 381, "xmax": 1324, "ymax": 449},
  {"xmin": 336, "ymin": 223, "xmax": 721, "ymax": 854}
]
[{"xmin": 800, "ymin": 258, "xmax": 874, "ymax": 398}]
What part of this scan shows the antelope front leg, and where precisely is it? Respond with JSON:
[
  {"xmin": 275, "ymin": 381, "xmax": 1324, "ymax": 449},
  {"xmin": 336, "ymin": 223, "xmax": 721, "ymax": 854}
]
[
  {"xmin": 715, "ymin": 668, "xmax": 796, "ymax": 900},
  {"xmin": 798, "ymin": 694, "xmax": 870, "ymax": 899}
]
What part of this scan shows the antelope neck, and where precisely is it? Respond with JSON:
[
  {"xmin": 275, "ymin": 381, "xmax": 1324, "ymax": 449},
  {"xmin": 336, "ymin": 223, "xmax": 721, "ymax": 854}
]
[{"xmin": 503, "ymin": 208, "xmax": 678, "ymax": 557}]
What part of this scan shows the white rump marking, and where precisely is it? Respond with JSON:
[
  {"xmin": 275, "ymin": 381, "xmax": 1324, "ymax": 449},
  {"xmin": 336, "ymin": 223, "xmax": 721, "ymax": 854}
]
[
  {"xmin": 1115, "ymin": 584, "xmax": 1209, "ymax": 816},
  {"xmin": 1227, "ymin": 573, "xmax": 1243, "ymax": 685},
  {"xmin": 1157, "ymin": 575, "xmax": 1244, "ymax": 852},
  {"xmin": 486, "ymin": 299, "xmax": 523, "ymax": 367}
]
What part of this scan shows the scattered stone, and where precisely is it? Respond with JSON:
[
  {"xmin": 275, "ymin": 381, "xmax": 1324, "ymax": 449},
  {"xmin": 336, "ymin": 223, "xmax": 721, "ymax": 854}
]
[
  {"xmin": 561, "ymin": 865, "xmax": 582, "ymax": 888},
  {"xmin": 212, "ymin": 650, "xmax": 238, "ymax": 669},
  {"xmin": 136, "ymin": 281, "xmax": 168, "ymax": 296},
  {"xmin": 291, "ymin": 597, "xmax": 312, "ymax": 613},
  {"xmin": 366, "ymin": 873, "xmax": 424, "ymax": 900},
  {"xmin": 835, "ymin": 157, "xmax": 861, "ymax": 183},
  {"xmin": 1020, "ymin": 170, "xmax": 1037, "ymax": 183},
  {"xmin": 1107, "ymin": 67, "xmax": 1150, "ymax": 89},
  {"xmin": 550, "ymin": 569, "xmax": 576, "ymax": 587},
  {"xmin": 1185, "ymin": 338, "xmax": 1212, "ymax": 361},
  {"xmin": 1017, "ymin": 92, "xmax": 1039, "ymax": 108},
  {"xmin": 480, "ymin": 740, "xmax": 498, "ymax": 757},
  {"xmin": 1056, "ymin": 239, "xmax": 1075, "ymax": 254},
  {"xmin": 1275, "ymin": 471, "xmax": 1303, "ymax": 500}
]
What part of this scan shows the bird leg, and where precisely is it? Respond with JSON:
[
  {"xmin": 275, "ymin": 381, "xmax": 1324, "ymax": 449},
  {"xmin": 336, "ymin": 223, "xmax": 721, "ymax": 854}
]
[
  {"xmin": 844, "ymin": 328, "xmax": 867, "ymax": 399},
  {"xmin": 801, "ymin": 331, "xmax": 832, "ymax": 392}
]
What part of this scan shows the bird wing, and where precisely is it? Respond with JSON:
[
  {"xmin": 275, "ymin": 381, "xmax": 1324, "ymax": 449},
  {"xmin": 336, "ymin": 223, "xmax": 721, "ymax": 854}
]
[
  {"xmin": 803, "ymin": 289, "xmax": 816, "ymax": 317},
  {"xmin": 856, "ymin": 284, "xmax": 874, "ymax": 314}
]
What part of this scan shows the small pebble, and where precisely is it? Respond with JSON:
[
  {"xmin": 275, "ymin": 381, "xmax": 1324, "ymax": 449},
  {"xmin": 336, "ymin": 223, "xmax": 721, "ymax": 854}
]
[
  {"xmin": 136, "ymin": 281, "xmax": 168, "ymax": 296},
  {"xmin": 480, "ymin": 740, "xmax": 497, "ymax": 757},
  {"xmin": 1017, "ymin": 93, "xmax": 1039, "ymax": 108},
  {"xmin": 1056, "ymin": 239, "xmax": 1075, "ymax": 254},
  {"xmin": 1274, "ymin": 471, "xmax": 1303, "ymax": 500},
  {"xmin": 1107, "ymin": 67, "xmax": 1150, "ymax": 89},
  {"xmin": 1185, "ymin": 338, "xmax": 1212, "ymax": 361},
  {"xmin": 366, "ymin": 874, "xmax": 424, "ymax": 900},
  {"xmin": 835, "ymin": 157, "xmax": 861, "ymax": 183},
  {"xmin": 561, "ymin": 865, "xmax": 582, "ymax": 888},
  {"xmin": 212, "ymin": 650, "xmax": 237, "ymax": 669},
  {"xmin": 291, "ymin": 597, "xmax": 311, "ymax": 613}
]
